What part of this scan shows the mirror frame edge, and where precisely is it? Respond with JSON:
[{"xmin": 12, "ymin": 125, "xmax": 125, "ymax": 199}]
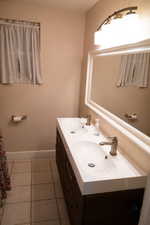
[{"xmin": 85, "ymin": 39, "xmax": 150, "ymax": 150}]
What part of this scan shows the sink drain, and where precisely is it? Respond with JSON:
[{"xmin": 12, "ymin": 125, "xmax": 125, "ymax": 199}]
[
  {"xmin": 70, "ymin": 131, "xmax": 76, "ymax": 134},
  {"xmin": 88, "ymin": 163, "xmax": 96, "ymax": 168}
]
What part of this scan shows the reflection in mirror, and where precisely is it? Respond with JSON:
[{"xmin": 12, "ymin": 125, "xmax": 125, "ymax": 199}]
[{"xmin": 91, "ymin": 51, "xmax": 150, "ymax": 137}]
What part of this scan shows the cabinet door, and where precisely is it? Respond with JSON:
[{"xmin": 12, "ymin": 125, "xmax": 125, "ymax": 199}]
[
  {"xmin": 65, "ymin": 157, "xmax": 83, "ymax": 225},
  {"xmin": 84, "ymin": 189, "xmax": 144, "ymax": 225},
  {"xmin": 56, "ymin": 130, "xmax": 83, "ymax": 225}
]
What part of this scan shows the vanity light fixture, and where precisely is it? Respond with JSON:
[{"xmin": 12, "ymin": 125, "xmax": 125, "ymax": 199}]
[
  {"xmin": 94, "ymin": 6, "xmax": 142, "ymax": 48},
  {"xmin": 97, "ymin": 7, "xmax": 138, "ymax": 31}
]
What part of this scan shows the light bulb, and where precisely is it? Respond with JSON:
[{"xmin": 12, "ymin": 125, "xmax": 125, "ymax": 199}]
[{"xmin": 94, "ymin": 13, "xmax": 143, "ymax": 48}]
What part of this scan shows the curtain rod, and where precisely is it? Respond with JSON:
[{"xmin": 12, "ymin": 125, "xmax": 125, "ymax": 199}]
[{"xmin": 0, "ymin": 18, "xmax": 40, "ymax": 26}]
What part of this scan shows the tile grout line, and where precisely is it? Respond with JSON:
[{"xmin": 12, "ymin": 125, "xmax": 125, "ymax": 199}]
[
  {"xmin": 2, "ymin": 159, "xmax": 61, "ymax": 225},
  {"xmin": 13, "ymin": 160, "xmax": 32, "ymax": 225},
  {"xmin": 50, "ymin": 159, "xmax": 63, "ymax": 225},
  {"xmin": 50, "ymin": 159, "xmax": 64, "ymax": 200},
  {"xmin": 31, "ymin": 159, "xmax": 55, "ymax": 225}
]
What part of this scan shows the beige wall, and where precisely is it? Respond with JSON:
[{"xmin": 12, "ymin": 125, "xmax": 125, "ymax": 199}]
[
  {"xmin": 0, "ymin": 1, "xmax": 85, "ymax": 152},
  {"xmin": 79, "ymin": 0, "xmax": 150, "ymax": 172}
]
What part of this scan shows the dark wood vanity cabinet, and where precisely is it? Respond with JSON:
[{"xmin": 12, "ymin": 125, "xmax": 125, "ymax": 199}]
[
  {"xmin": 56, "ymin": 130, "xmax": 144, "ymax": 225},
  {"xmin": 56, "ymin": 130, "xmax": 83, "ymax": 225}
]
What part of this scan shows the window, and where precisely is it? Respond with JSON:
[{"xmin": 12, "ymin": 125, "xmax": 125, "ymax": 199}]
[{"xmin": 0, "ymin": 19, "xmax": 42, "ymax": 84}]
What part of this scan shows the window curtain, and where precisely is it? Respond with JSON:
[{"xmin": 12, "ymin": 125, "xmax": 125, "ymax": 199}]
[
  {"xmin": 117, "ymin": 52, "xmax": 150, "ymax": 88},
  {"xmin": 0, "ymin": 21, "xmax": 42, "ymax": 84}
]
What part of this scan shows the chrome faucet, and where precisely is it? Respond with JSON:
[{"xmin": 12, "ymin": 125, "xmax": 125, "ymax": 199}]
[
  {"xmin": 85, "ymin": 114, "xmax": 92, "ymax": 126},
  {"xmin": 99, "ymin": 136, "xmax": 118, "ymax": 156}
]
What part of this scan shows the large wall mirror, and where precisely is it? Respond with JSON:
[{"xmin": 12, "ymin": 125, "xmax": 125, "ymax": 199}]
[{"xmin": 85, "ymin": 40, "xmax": 150, "ymax": 145}]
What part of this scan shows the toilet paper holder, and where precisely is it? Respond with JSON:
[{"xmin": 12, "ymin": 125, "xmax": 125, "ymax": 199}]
[
  {"xmin": 11, "ymin": 115, "xmax": 27, "ymax": 123},
  {"xmin": 124, "ymin": 113, "xmax": 137, "ymax": 122}
]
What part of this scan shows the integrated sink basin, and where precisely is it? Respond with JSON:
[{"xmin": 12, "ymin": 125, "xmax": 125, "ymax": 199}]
[
  {"xmin": 72, "ymin": 141, "xmax": 106, "ymax": 159},
  {"xmin": 72, "ymin": 140, "xmax": 144, "ymax": 181},
  {"xmin": 57, "ymin": 118, "xmax": 146, "ymax": 194},
  {"xmin": 69, "ymin": 128, "xmax": 87, "ymax": 136},
  {"xmin": 72, "ymin": 141, "xmax": 115, "ymax": 178},
  {"xmin": 60, "ymin": 117, "xmax": 88, "ymax": 136}
]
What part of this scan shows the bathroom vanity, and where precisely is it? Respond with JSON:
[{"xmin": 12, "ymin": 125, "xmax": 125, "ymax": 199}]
[{"xmin": 56, "ymin": 118, "xmax": 146, "ymax": 225}]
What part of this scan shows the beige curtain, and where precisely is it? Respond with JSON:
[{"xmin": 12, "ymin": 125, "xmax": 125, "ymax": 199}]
[
  {"xmin": 0, "ymin": 24, "xmax": 18, "ymax": 83},
  {"xmin": 134, "ymin": 53, "xmax": 150, "ymax": 87},
  {"xmin": 117, "ymin": 52, "xmax": 150, "ymax": 88},
  {"xmin": 0, "ymin": 22, "xmax": 42, "ymax": 84}
]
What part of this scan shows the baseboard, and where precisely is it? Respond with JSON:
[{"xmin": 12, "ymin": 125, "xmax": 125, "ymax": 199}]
[{"xmin": 6, "ymin": 149, "xmax": 56, "ymax": 160}]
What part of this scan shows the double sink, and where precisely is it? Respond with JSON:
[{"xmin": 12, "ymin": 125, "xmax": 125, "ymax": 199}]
[{"xmin": 57, "ymin": 118, "xmax": 146, "ymax": 195}]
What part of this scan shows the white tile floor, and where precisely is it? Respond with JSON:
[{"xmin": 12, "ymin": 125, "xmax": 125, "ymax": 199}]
[{"xmin": 0, "ymin": 159, "xmax": 71, "ymax": 225}]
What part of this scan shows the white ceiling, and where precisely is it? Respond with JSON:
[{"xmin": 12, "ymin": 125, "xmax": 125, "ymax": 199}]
[{"xmin": 0, "ymin": 0, "xmax": 99, "ymax": 12}]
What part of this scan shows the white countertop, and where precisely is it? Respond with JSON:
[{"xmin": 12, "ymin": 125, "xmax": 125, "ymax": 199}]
[{"xmin": 57, "ymin": 118, "xmax": 146, "ymax": 195}]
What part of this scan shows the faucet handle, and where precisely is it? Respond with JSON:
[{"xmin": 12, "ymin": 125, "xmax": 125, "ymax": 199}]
[
  {"xmin": 99, "ymin": 136, "xmax": 118, "ymax": 156},
  {"xmin": 106, "ymin": 136, "xmax": 118, "ymax": 143},
  {"xmin": 85, "ymin": 114, "xmax": 91, "ymax": 126}
]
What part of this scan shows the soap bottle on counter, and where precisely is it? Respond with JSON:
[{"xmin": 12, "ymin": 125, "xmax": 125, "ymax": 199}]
[{"xmin": 94, "ymin": 118, "xmax": 100, "ymax": 136}]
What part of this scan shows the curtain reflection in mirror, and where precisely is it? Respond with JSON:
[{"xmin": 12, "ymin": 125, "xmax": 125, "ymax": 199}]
[{"xmin": 117, "ymin": 52, "xmax": 150, "ymax": 88}]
